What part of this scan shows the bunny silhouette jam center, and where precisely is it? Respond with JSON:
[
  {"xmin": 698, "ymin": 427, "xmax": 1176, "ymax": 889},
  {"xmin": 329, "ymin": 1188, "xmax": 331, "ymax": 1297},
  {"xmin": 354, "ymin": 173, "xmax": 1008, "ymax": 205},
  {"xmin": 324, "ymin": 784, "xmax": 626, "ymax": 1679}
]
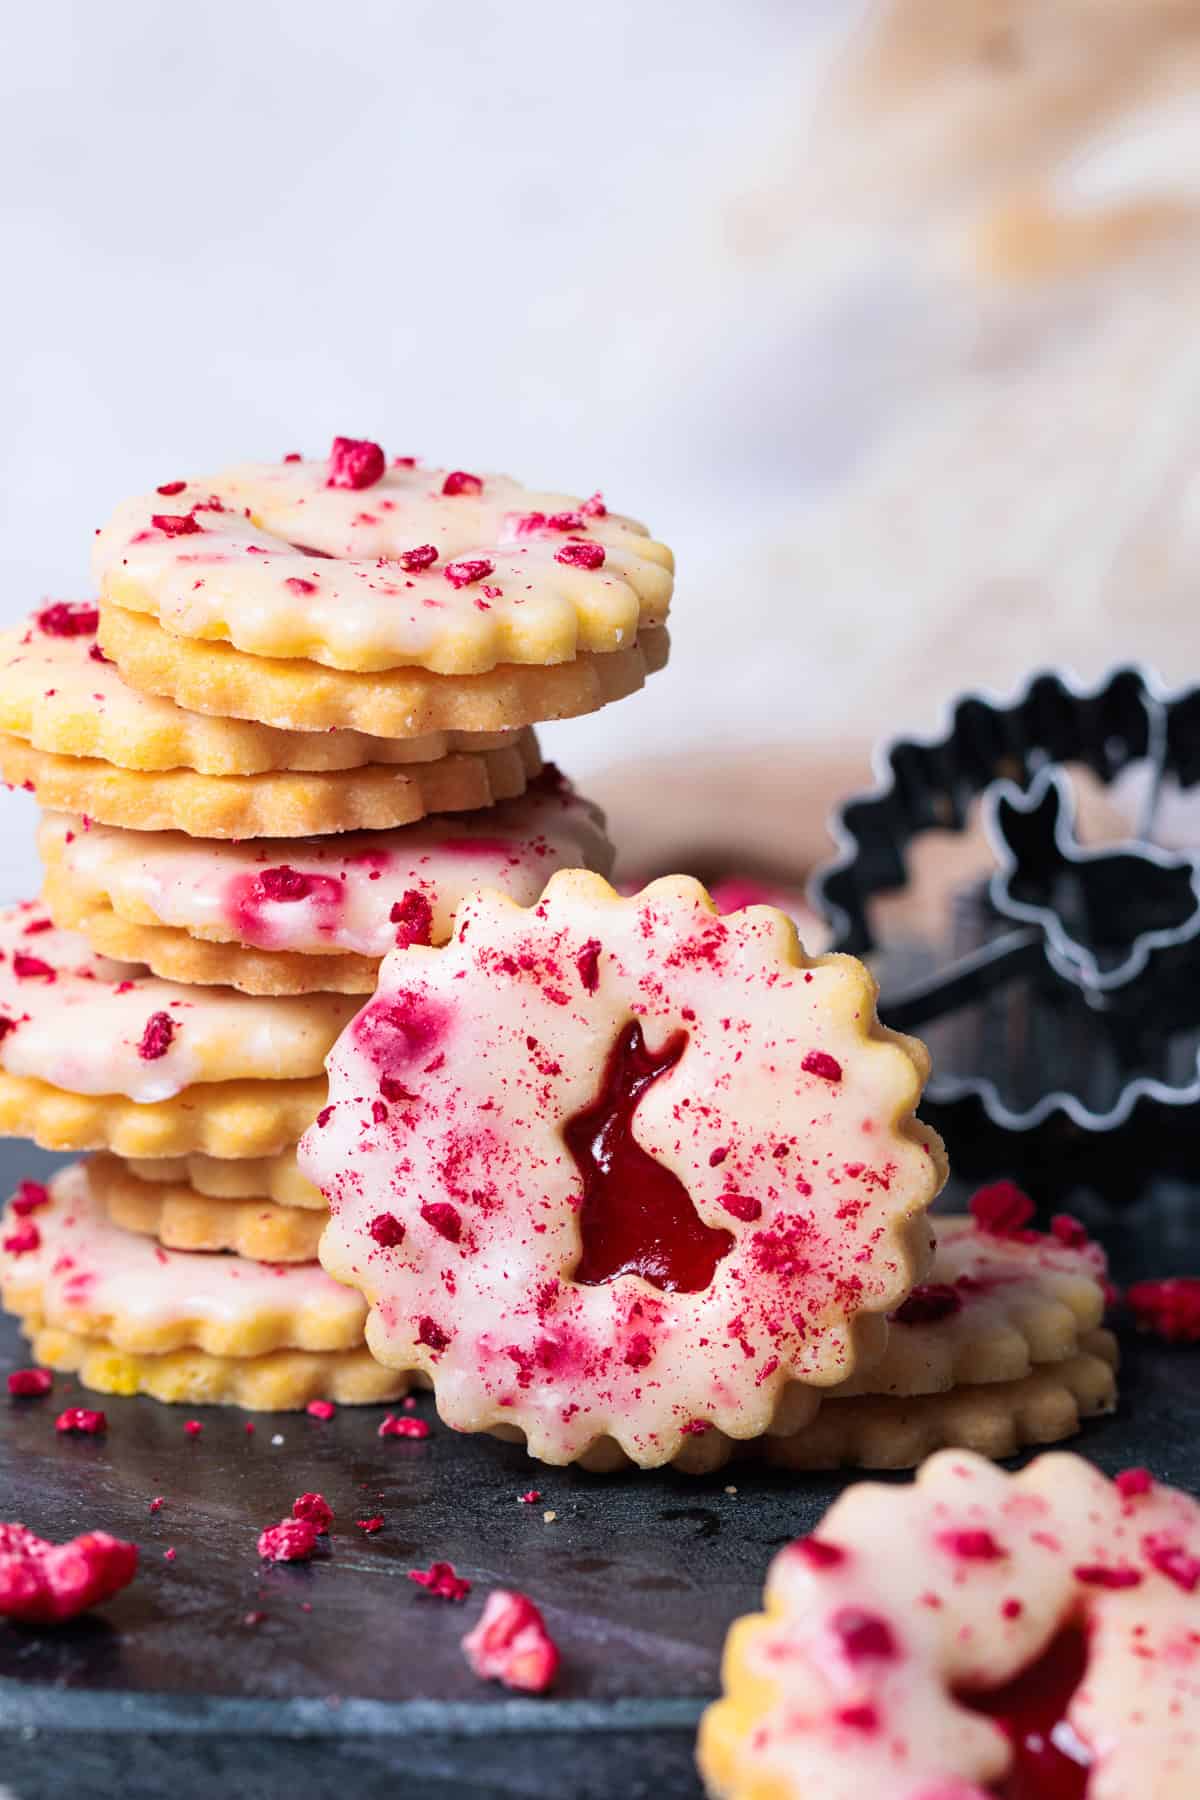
[{"xmin": 566, "ymin": 1021, "xmax": 734, "ymax": 1293}]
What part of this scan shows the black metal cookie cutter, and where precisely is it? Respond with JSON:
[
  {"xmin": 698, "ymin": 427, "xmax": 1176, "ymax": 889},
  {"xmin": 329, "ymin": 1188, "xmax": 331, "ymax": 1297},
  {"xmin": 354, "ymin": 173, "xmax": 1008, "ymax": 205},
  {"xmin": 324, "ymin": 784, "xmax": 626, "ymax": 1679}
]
[{"xmin": 811, "ymin": 667, "xmax": 1200, "ymax": 1187}]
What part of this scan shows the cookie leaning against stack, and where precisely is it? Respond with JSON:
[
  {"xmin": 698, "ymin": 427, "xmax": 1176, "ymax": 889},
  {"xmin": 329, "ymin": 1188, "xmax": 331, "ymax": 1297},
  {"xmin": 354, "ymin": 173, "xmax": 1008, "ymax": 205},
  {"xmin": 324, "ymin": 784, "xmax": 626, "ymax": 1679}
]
[{"xmin": 0, "ymin": 439, "xmax": 658, "ymax": 1407}]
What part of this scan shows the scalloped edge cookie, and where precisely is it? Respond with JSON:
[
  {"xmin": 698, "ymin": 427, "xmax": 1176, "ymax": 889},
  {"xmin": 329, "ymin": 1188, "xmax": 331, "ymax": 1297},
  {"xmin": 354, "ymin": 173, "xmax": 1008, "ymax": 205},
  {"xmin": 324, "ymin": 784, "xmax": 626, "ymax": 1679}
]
[
  {"xmin": 0, "ymin": 1070, "xmax": 325, "ymax": 1157},
  {"xmin": 0, "ymin": 609, "xmax": 519, "ymax": 774},
  {"xmin": 757, "ymin": 1330, "xmax": 1118, "ymax": 1471},
  {"xmin": 40, "ymin": 888, "xmax": 379, "ymax": 995},
  {"xmin": 28, "ymin": 1325, "xmax": 408, "ymax": 1410},
  {"xmin": 127, "ymin": 1149, "xmax": 322, "ymax": 1208},
  {"xmin": 98, "ymin": 601, "xmax": 670, "ymax": 736},
  {"xmin": 1, "ymin": 728, "xmax": 541, "ymax": 839},
  {"xmin": 89, "ymin": 1154, "xmax": 325, "ymax": 1261}
]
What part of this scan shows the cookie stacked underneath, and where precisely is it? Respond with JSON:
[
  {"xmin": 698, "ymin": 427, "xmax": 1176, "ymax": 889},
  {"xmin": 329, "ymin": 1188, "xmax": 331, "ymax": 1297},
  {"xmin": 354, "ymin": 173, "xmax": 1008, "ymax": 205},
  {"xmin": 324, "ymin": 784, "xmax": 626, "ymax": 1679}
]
[{"xmin": 0, "ymin": 441, "xmax": 661, "ymax": 1406}]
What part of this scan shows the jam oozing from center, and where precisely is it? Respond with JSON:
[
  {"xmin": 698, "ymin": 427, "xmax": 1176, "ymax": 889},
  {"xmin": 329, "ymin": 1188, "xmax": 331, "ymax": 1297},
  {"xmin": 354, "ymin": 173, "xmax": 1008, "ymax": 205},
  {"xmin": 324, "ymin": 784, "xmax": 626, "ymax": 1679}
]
[
  {"xmin": 566, "ymin": 1021, "xmax": 734, "ymax": 1294},
  {"xmin": 956, "ymin": 1625, "xmax": 1093, "ymax": 1800}
]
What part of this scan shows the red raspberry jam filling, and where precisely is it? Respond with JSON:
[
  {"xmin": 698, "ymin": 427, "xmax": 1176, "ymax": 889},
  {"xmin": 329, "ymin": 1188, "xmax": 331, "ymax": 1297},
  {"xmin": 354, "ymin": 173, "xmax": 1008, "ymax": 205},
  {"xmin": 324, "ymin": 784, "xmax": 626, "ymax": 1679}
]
[
  {"xmin": 566, "ymin": 1021, "xmax": 734, "ymax": 1294},
  {"xmin": 956, "ymin": 1625, "xmax": 1092, "ymax": 1800}
]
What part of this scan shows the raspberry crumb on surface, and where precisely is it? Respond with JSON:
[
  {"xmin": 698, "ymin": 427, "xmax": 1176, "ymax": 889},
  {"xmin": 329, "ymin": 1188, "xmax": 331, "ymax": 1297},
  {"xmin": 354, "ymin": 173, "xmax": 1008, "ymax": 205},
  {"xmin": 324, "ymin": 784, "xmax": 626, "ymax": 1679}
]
[
  {"xmin": 36, "ymin": 602, "xmax": 100, "ymax": 637},
  {"xmin": 1115, "ymin": 1467, "xmax": 1153, "ymax": 1499},
  {"xmin": 306, "ymin": 1399, "xmax": 336, "ymax": 1421},
  {"xmin": 378, "ymin": 1414, "xmax": 429, "ymax": 1440},
  {"xmin": 2, "ymin": 1221, "xmax": 40, "ymax": 1256},
  {"xmin": 151, "ymin": 512, "xmax": 202, "ymax": 537},
  {"xmin": 398, "ymin": 544, "xmax": 438, "ymax": 572},
  {"xmin": 292, "ymin": 1493, "xmax": 333, "ymax": 1535},
  {"xmin": 1050, "ymin": 1213, "xmax": 1089, "ymax": 1248},
  {"xmin": 0, "ymin": 1523, "xmax": 138, "ymax": 1623},
  {"xmin": 149, "ymin": 1497, "xmax": 165, "ymax": 1514},
  {"xmin": 356, "ymin": 1517, "xmax": 384, "ymax": 1534},
  {"xmin": 462, "ymin": 1590, "xmax": 560, "ymax": 1694},
  {"xmin": 408, "ymin": 1561, "xmax": 471, "ymax": 1601},
  {"xmin": 56, "ymin": 1408, "xmax": 106, "ymax": 1435},
  {"xmin": 390, "ymin": 890, "xmax": 434, "ymax": 948},
  {"xmin": 443, "ymin": 557, "xmax": 494, "ymax": 590},
  {"xmin": 368, "ymin": 1212, "xmax": 406, "ymax": 1248},
  {"xmin": 441, "ymin": 471, "xmax": 482, "ymax": 497},
  {"xmin": 258, "ymin": 1518, "xmax": 319, "ymax": 1563},
  {"xmin": 517, "ymin": 1490, "xmax": 542, "ymax": 1505},
  {"xmin": 183, "ymin": 1419, "xmax": 203, "ymax": 1438},
  {"xmin": 7, "ymin": 1368, "xmax": 52, "ymax": 1398},
  {"xmin": 326, "ymin": 437, "xmax": 386, "ymax": 491}
]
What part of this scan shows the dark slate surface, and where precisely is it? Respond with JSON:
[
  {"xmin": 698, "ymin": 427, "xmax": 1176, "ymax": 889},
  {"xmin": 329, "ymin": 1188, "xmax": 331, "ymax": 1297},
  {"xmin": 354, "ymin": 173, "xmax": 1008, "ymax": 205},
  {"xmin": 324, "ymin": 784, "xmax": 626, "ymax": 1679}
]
[{"xmin": 0, "ymin": 1144, "xmax": 1197, "ymax": 1800}]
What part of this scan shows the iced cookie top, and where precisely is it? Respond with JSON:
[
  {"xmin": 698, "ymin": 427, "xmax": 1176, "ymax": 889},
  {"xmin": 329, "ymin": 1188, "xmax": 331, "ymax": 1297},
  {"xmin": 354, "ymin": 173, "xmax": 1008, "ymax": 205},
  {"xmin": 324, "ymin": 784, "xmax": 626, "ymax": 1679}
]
[
  {"xmin": 0, "ymin": 603, "xmax": 516, "ymax": 774},
  {"xmin": 0, "ymin": 1163, "xmax": 365, "ymax": 1347},
  {"xmin": 91, "ymin": 445, "xmax": 674, "ymax": 675},
  {"xmin": 301, "ymin": 870, "xmax": 945, "ymax": 1467},
  {"xmin": 834, "ymin": 1201, "xmax": 1108, "ymax": 1398},
  {"xmin": 702, "ymin": 1449, "xmax": 1200, "ymax": 1800},
  {"xmin": 0, "ymin": 904, "xmax": 357, "ymax": 1103},
  {"xmin": 38, "ymin": 771, "xmax": 613, "ymax": 958}
]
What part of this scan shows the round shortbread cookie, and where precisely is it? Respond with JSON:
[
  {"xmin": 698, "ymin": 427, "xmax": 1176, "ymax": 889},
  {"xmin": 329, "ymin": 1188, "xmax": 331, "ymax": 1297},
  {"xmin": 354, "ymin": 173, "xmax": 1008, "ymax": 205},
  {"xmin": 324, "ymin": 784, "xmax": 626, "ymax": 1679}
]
[
  {"xmin": 699, "ymin": 1443, "xmax": 1198, "ymax": 1800},
  {"xmin": 0, "ymin": 728, "xmax": 542, "ymax": 839},
  {"xmin": 0, "ymin": 905, "xmax": 355, "ymax": 1102},
  {"xmin": 303, "ymin": 871, "xmax": 946, "ymax": 1469},
  {"xmin": 0, "ymin": 1071, "xmax": 323, "ymax": 1159},
  {"xmin": 525, "ymin": 1216, "xmax": 1111, "ymax": 1476},
  {"xmin": 758, "ymin": 1332, "xmax": 1118, "ymax": 1472},
  {"xmin": 127, "ymin": 1150, "xmax": 320, "ymax": 1209},
  {"xmin": 37, "ymin": 774, "xmax": 614, "ymax": 994},
  {"xmin": 0, "ymin": 602, "xmax": 520, "ymax": 773},
  {"xmin": 97, "ymin": 601, "xmax": 669, "ymax": 736},
  {"xmin": 93, "ymin": 452, "xmax": 673, "ymax": 675},
  {"xmin": 830, "ymin": 1210, "xmax": 1108, "ymax": 1399},
  {"xmin": 27, "ymin": 1326, "xmax": 408, "ymax": 1411},
  {"xmin": 1, "ymin": 1163, "xmax": 365, "ymax": 1354},
  {"xmin": 89, "ymin": 1154, "xmax": 324, "ymax": 1262}
]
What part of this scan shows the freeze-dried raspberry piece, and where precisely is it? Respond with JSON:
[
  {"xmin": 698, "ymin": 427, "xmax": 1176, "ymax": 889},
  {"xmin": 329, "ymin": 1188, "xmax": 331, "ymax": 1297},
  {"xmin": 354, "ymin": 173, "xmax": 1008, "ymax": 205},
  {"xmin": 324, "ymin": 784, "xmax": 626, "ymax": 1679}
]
[
  {"xmin": 292, "ymin": 1493, "xmax": 333, "ymax": 1534},
  {"xmin": 1126, "ymin": 1276, "xmax": 1200, "ymax": 1343},
  {"xmin": 969, "ymin": 1181, "xmax": 1036, "ymax": 1238},
  {"xmin": 378, "ymin": 1414, "xmax": 429, "ymax": 1440},
  {"xmin": 306, "ymin": 1399, "xmax": 336, "ymax": 1421},
  {"xmin": 13, "ymin": 953, "xmax": 55, "ymax": 981},
  {"xmin": 555, "ymin": 541, "xmax": 605, "ymax": 570},
  {"xmin": 443, "ymin": 557, "xmax": 494, "ymax": 589},
  {"xmin": 10, "ymin": 1180, "xmax": 49, "ymax": 1216},
  {"xmin": 0, "ymin": 1523, "xmax": 137, "ymax": 1623},
  {"xmin": 2, "ymin": 1221, "xmax": 40, "ymax": 1256},
  {"xmin": 369, "ymin": 1213, "xmax": 406, "ymax": 1248},
  {"xmin": 156, "ymin": 481, "xmax": 187, "ymax": 496},
  {"xmin": 257, "ymin": 1517, "xmax": 319, "ymax": 1562},
  {"xmin": 462, "ymin": 1589, "xmax": 560, "ymax": 1693},
  {"xmin": 390, "ymin": 890, "xmax": 434, "ymax": 948},
  {"xmin": 7, "ymin": 1368, "xmax": 52, "ymax": 1398},
  {"xmin": 441, "ymin": 471, "xmax": 483, "ymax": 496},
  {"xmin": 326, "ymin": 437, "xmax": 386, "ymax": 491},
  {"xmin": 138, "ymin": 1011, "xmax": 176, "ymax": 1060},
  {"xmin": 151, "ymin": 512, "xmax": 202, "ymax": 537},
  {"xmin": 894, "ymin": 1283, "xmax": 962, "ymax": 1326},
  {"xmin": 397, "ymin": 544, "xmax": 439, "ymax": 572},
  {"xmin": 408, "ymin": 1559, "xmax": 471, "ymax": 1600},
  {"xmin": 36, "ymin": 602, "xmax": 99, "ymax": 638},
  {"xmin": 56, "ymin": 1408, "xmax": 106, "ymax": 1435}
]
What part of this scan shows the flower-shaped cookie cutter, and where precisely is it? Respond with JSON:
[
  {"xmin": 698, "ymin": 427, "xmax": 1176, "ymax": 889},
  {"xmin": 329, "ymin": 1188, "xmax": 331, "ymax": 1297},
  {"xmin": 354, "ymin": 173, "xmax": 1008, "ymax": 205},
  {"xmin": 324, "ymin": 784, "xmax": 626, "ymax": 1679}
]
[{"xmin": 811, "ymin": 666, "xmax": 1200, "ymax": 1170}]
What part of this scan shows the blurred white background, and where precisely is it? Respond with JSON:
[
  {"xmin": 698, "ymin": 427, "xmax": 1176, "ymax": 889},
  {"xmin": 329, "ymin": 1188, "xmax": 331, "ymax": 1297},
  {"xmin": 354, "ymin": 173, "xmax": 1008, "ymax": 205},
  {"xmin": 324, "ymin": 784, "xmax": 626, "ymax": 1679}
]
[{"xmin": 3, "ymin": 0, "xmax": 1199, "ymax": 896}]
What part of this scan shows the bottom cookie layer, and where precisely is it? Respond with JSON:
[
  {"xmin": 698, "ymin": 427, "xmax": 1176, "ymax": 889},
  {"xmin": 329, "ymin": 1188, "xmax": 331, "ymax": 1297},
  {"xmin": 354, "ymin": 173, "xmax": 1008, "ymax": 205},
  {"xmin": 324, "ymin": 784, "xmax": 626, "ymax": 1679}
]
[
  {"xmin": 756, "ymin": 1331, "xmax": 1118, "ymax": 1472},
  {"xmin": 29, "ymin": 1325, "xmax": 409, "ymax": 1411}
]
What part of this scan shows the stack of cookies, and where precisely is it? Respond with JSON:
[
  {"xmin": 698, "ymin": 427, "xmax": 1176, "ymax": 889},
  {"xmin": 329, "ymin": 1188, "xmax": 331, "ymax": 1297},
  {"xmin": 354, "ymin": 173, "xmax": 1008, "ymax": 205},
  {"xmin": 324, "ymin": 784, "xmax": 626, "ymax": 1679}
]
[{"xmin": 0, "ymin": 439, "xmax": 670, "ymax": 1409}]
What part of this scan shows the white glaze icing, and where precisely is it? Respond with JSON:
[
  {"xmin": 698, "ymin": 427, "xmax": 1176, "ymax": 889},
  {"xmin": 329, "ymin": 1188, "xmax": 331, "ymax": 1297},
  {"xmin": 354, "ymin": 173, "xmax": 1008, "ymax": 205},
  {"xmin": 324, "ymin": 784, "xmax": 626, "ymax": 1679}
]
[
  {"xmin": 0, "ymin": 605, "xmax": 520, "ymax": 772},
  {"xmin": 833, "ymin": 1213, "xmax": 1108, "ymax": 1398},
  {"xmin": 92, "ymin": 456, "xmax": 674, "ymax": 674},
  {"xmin": 704, "ymin": 1449, "xmax": 1200, "ymax": 1798},
  {"xmin": 38, "ymin": 774, "xmax": 613, "ymax": 957},
  {"xmin": 0, "ymin": 903, "xmax": 357, "ymax": 1103},
  {"xmin": 0, "ymin": 1163, "xmax": 365, "ymax": 1344},
  {"xmin": 301, "ymin": 871, "xmax": 944, "ymax": 1467}
]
